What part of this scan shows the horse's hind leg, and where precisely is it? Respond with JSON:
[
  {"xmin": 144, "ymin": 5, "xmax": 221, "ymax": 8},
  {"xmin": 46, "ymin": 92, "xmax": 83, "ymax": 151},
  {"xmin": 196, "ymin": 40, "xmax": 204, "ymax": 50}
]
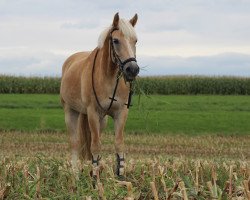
[{"xmin": 64, "ymin": 105, "xmax": 80, "ymax": 173}]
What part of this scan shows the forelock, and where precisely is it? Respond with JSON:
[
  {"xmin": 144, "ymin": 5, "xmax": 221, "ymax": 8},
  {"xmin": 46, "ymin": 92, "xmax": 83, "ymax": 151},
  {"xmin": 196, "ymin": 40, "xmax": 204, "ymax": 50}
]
[
  {"xmin": 119, "ymin": 19, "xmax": 137, "ymax": 40},
  {"xmin": 97, "ymin": 18, "xmax": 137, "ymax": 48}
]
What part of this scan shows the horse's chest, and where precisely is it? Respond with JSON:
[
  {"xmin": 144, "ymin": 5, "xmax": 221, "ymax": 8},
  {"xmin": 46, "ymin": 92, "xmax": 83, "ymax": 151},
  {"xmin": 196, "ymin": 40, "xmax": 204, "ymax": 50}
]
[
  {"xmin": 90, "ymin": 78, "xmax": 130, "ymax": 114},
  {"xmin": 101, "ymin": 95, "xmax": 127, "ymax": 110}
]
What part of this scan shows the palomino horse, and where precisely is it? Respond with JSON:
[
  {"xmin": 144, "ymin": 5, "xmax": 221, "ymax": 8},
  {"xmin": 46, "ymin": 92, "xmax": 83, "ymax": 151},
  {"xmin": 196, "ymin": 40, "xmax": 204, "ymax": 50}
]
[{"xmin": 60, "ymin": 13, "xmax": 139, "ymax": 179}]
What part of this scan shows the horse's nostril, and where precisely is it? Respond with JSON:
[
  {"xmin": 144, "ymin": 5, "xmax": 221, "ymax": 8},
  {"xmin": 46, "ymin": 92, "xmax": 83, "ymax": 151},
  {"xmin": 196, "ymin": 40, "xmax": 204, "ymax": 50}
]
[
  {"xmin": 126, "ymin": 65, "xmax": 139, "ymax": 76},
  {"xmin": 126, "ymin": 66, "xmax": 132, "ymax": 74}
]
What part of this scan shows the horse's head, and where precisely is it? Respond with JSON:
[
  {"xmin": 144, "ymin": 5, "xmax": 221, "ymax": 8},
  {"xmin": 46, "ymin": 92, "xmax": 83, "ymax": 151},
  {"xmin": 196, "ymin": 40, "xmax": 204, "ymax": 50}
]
[{"xmin": 110, "ymin": 13, "xmax": 139, "ymax": 82}]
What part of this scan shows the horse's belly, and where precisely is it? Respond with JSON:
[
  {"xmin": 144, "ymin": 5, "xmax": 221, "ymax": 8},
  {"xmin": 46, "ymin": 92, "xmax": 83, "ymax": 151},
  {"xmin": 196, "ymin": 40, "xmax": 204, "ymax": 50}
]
[{"xmin": 67, "ymin": 98, "xmax": 87, "ymax": 113}]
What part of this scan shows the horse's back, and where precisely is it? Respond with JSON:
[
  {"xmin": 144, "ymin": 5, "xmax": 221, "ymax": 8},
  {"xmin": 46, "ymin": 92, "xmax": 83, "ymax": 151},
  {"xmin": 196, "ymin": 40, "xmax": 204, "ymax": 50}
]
[{"xmin": 62, "ymin": 51, "xmax": 91, "ymax": 76}]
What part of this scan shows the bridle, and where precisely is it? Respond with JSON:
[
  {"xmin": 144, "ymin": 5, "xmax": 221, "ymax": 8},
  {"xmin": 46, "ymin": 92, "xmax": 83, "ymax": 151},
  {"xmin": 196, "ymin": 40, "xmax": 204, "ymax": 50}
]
[
  {"xmin": 92, "ymin": 27, "xmax": 137, "ymax": 113},
  {"xmin": 109, "ymin": 28, "xmax": 137, "ymax": 73}
]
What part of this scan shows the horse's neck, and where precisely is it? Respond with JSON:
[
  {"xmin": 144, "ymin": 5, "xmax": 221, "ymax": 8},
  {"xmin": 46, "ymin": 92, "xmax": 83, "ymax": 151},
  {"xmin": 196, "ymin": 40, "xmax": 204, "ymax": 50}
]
[{"xmin": 98, "ymin": 39, "xmax": 118, "ymax": 80}]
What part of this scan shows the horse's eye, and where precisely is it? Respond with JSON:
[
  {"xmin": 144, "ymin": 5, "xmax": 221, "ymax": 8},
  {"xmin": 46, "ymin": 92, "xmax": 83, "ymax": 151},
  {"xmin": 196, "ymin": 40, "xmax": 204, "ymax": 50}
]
[{"xmin": 113, "ymin": 38, "xmax": 119, "ymax": 44}]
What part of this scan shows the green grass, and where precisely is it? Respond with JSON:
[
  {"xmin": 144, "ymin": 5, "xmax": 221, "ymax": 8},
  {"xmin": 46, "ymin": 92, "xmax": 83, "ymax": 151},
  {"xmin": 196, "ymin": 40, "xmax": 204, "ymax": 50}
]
[{"xmin": 0, "ymin": 94, "xmax": 250, "ymax": 135}]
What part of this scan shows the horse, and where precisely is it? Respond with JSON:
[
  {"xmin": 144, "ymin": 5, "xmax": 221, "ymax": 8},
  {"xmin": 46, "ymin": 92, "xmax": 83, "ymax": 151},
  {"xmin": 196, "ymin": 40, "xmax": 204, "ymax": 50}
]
[{"xmin": 60, "ymin": 13, "xmax": 139, "ymax": 179}]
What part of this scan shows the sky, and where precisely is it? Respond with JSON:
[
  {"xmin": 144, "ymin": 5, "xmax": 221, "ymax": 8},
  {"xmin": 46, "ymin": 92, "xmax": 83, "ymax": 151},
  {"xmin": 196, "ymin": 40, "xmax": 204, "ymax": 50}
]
[{"xmin": 0, "ymin": 0, "xmax": 250, "ymax": 77}]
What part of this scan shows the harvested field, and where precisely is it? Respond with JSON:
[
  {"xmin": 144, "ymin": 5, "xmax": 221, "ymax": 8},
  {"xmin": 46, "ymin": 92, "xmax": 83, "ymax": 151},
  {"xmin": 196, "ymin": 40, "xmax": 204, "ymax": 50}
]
[{"xmin": 0, "ymin": 131, "xmax": 249, "ymax": 199}]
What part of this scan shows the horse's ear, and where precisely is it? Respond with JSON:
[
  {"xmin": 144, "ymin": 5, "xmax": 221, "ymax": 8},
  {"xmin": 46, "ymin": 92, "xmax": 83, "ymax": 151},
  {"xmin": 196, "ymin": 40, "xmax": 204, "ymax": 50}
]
[
  {"xmin": 112, "ymin": 12, "xmax": 119, "ymax": 28},
  {"xmin": 130, "ymin": 14, "xmax": 138, "ymax": 27}
]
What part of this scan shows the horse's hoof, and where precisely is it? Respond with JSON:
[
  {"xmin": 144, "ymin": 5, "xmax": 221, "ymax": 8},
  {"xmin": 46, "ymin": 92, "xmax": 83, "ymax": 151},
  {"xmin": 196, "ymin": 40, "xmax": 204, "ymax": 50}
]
[
  {"xmin": 90, "ymin": 171, "xmax": 97, "ymax": 188},
  {"xmin": 92, "ymin": 175, "xmax": 97, "ymax": 188}
]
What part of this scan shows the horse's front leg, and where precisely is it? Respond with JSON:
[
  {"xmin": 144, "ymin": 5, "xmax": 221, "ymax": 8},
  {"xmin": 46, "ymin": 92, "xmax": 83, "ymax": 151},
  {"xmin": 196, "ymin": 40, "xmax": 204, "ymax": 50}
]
[
  {"xmin": 114, "ymin": 109, "xmax": 128, "ymax": 179},
  {"xmin": 87, "ymin": 108, "xmax": 102, "ymax": 179}
]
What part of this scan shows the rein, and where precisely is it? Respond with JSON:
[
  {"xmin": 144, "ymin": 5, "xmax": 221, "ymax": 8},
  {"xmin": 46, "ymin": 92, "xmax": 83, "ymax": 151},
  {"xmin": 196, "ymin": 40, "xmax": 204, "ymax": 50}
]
[{"xmin": 91, "ymin": 28, "xmax": 135, "ymax": 113}]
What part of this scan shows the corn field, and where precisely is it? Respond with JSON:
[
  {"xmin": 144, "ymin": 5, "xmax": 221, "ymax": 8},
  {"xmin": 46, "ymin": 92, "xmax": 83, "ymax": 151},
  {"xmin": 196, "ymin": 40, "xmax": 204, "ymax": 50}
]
[
  {"xmin": 0, "ymin": 76, "xmax": 59, "ymax": 94},
  {"xmin": 135, "ymin": 76, "xmax": 250, "ymax": 95},
  {"xmin": 1, "ymin": 75, "xmax": 250, "ymax": 95}
]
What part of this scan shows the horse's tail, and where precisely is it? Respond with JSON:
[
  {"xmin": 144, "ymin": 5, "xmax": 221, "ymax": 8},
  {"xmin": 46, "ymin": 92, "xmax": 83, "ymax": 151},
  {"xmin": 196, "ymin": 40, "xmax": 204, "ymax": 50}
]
[{"xmin": 78, "ymin": 114, "xmax": 92, "ymax": 160}]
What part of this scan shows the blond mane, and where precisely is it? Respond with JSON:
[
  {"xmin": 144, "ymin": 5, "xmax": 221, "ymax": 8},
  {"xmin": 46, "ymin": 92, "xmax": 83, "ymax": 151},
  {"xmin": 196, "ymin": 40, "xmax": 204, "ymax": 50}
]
[{"xmin": 97, "ymin": 19, "xmax": 137, "ymax": 48}]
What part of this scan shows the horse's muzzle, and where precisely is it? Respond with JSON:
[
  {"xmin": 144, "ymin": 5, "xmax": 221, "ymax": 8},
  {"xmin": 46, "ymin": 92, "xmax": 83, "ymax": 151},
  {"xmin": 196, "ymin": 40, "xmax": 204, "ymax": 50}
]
[{"xmin": 124, "ymin": 62, "xmax": 139, "ymax": 81}]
